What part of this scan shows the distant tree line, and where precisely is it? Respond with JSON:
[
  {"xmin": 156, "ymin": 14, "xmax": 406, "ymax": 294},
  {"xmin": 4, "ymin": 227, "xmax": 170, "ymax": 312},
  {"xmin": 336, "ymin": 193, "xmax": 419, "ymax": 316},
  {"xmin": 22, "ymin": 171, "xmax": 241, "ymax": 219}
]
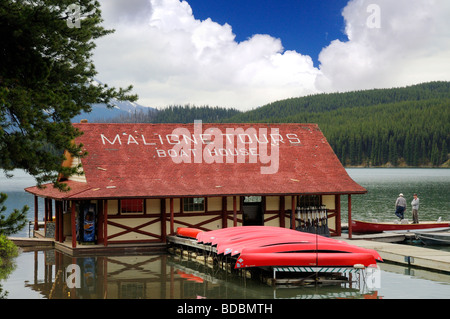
[
  {"xmin": 105, "ymin": 82, "xmax": 450, "ymax": 167},
  {"xmin": 100, "ymin": 104, "xmax": 242, "ymax": 124}
]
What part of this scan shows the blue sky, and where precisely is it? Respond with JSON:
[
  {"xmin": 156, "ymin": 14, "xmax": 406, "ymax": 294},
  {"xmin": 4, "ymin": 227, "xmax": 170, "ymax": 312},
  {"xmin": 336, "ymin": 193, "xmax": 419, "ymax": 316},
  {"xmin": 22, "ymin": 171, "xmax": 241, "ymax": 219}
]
[
  {"xmin": 187, "ymin": 0, "xmax": 350, "ymax": 67},
  {"xmin": 95, "ymin": 0, "xmax": 450, "ymax": 110}
]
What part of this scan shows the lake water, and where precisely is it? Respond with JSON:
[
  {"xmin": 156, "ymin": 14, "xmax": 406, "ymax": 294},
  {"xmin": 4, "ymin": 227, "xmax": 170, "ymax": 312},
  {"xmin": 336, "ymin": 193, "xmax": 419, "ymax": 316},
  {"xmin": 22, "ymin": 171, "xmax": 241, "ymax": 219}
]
[
  {"xmin": 345, "ymin": 168, "xmax": 450, "ymax": 224},
  {"xmin": 1, "ymin": 168, "xmax": 450, "ymax": 300}
]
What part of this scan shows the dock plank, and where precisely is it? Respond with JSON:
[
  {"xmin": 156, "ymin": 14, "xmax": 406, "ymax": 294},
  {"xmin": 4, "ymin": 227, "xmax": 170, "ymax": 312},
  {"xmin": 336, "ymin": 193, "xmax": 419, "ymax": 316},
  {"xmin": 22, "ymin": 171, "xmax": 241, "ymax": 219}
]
[
  {"xmin": 8, "ymin": 236, "xmax": 54, "ymax": 248},
  {"xmin": 341, "ymin": 239, "xmax": 450, "ymax": 273}
]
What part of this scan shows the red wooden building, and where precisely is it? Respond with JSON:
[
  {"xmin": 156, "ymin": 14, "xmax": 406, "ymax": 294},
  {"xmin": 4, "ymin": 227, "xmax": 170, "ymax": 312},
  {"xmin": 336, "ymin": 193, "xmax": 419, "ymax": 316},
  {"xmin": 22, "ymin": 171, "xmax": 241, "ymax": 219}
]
[{"xmin": 26, "ymin": 122, "xmax": 366, "ymax": 250}]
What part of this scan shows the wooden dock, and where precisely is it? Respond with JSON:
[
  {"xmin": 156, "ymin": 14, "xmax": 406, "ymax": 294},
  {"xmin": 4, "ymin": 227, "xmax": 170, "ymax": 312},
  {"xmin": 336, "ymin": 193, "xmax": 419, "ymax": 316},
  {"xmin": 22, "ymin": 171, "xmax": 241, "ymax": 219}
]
[
  {"xmin": 338, "ymin": 223, "xmax": 450, "ymax": 273},
  {"xmin": 10, "ymin": 230, "xmax": 167, "ymax": 256},
  {"xmin": 341, "ymin": 238, "xmax": 450, "ymax": 273},
  {"xmin": 166, "ymin": 235, "xmax": 370, "ymax": 287},
  {"xmin": 11, "ymin": 225, "xmax": 450, "ymax": 275},
  {"xmin": 8, "ymin": 236, "xmax": 54, "ymax": 249}
]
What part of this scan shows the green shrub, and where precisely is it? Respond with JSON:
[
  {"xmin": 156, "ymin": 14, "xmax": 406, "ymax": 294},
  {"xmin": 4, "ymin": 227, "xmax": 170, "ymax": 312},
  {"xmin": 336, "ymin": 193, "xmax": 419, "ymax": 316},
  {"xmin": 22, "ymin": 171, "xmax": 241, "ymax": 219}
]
[{"xmin": 0, "ymin": 235, "xmax": 18, "ymax": 260}]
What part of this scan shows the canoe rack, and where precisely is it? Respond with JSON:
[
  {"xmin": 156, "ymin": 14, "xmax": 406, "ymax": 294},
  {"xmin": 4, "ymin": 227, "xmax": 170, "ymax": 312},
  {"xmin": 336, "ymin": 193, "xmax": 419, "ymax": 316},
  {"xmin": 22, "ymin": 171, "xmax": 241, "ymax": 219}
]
[{"xmin": 167, "ymin": 235, "xmax": 368, "ymax": 288}]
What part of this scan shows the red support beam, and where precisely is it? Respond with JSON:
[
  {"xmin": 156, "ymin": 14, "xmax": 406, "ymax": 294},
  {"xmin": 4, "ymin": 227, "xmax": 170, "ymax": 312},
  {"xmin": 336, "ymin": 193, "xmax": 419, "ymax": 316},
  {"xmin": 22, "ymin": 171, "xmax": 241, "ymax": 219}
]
[
  {"xmin": 348, "ymin": 194, "xmax": 352, "ymax": 239},
  {"xmin": 335, "ymin": 195, "xmax": 341, "ymax": 236},
  {"xmin": 222, "ymin": 197, "xmax": 227, "ymax": 228},
  {"xmin": 34, "ymin": 196, "xmax": 39, "ymax": 231},
  {"xmin": 161, "ymin": 198, "xmax": 166, "ymax": 242},
  {"xmin": 49, "ymin": 199, "xmax": 53, "ymax": 221},
  {"xmin": 71, "ymin": 202, "xmax": 76, "ymax": 248},
  {"xmin": 58, "ymin": 201, "xmax": 62, "ymax": 242},
  {"xmin": 291, "ymin": 195, "xmax": 296, "ymax": 230},
  {"xmin": 54, "ymin": 201, "xmax": 59, "ymax": 242},
  {"xmin": 170, "ymin": 198, "xmax": 174, "ymax": 235},
  {"xmin": 233, "ymin": 196, "xmax": 237, "ymax": 227},
  {"xmin": 44, "ymin": 198, "xmax": 48, "ymax": 222},
  {"xmin": 279, "ymin": 196, "xmax": 285, "ymax": 228},
  {"xmin": 104, "ymin": 200, "xmax": 108, "ymax": 247},
  {"xmin": 44, "ymin": 198, "xmax": 48, "ymax": 234}
]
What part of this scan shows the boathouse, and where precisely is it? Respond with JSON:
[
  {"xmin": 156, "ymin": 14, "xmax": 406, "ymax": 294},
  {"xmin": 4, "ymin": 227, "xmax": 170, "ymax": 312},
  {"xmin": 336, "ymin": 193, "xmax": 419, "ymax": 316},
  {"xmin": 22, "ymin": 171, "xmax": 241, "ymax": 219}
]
[{"xmin": 25, "ymin": 122, "xmax": 366, "ymax": 251}]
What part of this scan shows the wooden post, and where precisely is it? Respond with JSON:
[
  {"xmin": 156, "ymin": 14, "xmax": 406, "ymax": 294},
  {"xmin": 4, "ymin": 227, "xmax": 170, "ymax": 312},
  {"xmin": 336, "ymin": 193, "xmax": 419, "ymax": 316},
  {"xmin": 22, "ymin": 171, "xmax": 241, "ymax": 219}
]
[
  {"xmin": 44, "ymin": 198, "xmax": 47, "ymax": 222},
  {"xmin": 291, "ymin": 195, "xmax": 296, "ymax": 230},
  {"xmin": 54, "ymin": 201, "xmax": 59, "ymax": 242},
  {"xmin": 49, "ymin": 199, "xmax": 53, "ymax": 221},
  {"xmin": 59, "ymin": 201, "xmax": 63, "ymax": 242},
  {"xmin": 44, "ymin": 198, "xmax": 48, "ymax": 234},
  {"xmin": 103, "ymin": 200, "xmax": 108, "ymax": 247},
  {"xmin": 71, "ymin": 201, "xmax": 76, "ymax": 248},
  {"xmin": 170, "ymin": 198, "xmax": 174, "ymax": 235},
  {"xmin": 161, "ymin": 198, "xmax": 166, "ymax": 242},
  {"xmin": 279, "ymin": 196, "xmax": 285, "ymax": 228},
  {"xmin": 222, "ymin": 197, "xmax": 227, "ymax": 228},
  {"xmin": 348, "ymin": 194, "xmax": 352, "ymax": 239},
  {"xmin": 34, "ymin": 196, "xmax": 39, "ymax": 231},
  {"xmin": 335, "ymin": 195, "xmax": 341, "ymax": 236},
  {"xmin": 262, "ymin": 196, "xmax": 266, "ymax": 226},
  {"xmin": 233, "ymin": 196, "xmax": 237, "ymax": 227}
]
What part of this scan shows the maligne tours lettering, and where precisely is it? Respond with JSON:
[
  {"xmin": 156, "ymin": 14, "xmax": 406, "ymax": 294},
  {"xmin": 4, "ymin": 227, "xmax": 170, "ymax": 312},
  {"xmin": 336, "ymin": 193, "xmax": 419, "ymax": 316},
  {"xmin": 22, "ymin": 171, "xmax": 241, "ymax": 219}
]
[
  {"xmin": 99, "ymin": 122, "xmax": 301, "ymax": 174},
  {"xmin": 100, "ymin": 131, "xmax": 301, "ymax": 146}
]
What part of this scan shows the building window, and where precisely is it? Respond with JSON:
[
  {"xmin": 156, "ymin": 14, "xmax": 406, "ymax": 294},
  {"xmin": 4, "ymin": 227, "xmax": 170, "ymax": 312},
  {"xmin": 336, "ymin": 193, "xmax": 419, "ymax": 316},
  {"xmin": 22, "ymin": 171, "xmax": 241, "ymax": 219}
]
[
  {"xmin": 121, "ymin": 199, "xmax": 144, "ymax": 214},
  {"xmin": 183, "ymin": 197, "xmax": 205, "ymax": 212},
  {"xmin": 297, "ymin": 195, "xmax": 321, "ymax": 208},
  {"xmin": 244, "ymin": 196, "xmax": 262, "ymax": 203}
]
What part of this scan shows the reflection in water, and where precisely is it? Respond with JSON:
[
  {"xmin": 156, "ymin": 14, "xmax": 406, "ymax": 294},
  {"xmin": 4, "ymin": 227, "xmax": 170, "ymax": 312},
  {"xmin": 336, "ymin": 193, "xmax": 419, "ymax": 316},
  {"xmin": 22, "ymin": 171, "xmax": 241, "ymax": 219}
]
[{"xmin": 17, "ymin": 249, "xmax": 379, "ymax": 299}]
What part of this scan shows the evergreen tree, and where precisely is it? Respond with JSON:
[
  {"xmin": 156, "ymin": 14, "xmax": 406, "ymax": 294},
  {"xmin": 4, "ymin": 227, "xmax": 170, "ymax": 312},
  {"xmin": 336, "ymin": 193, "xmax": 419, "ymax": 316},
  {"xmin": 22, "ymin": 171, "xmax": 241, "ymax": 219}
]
[
  {"xmin": 431, "ymin": 142, "xmax": 440, "ymax": 166},
  {"xmin": 441, "ymin": 140, "xmax": 448, "ymax": 164},
  {"xmin": 0, "ymin": 0, "xmax": 137, "ymax": 190}
]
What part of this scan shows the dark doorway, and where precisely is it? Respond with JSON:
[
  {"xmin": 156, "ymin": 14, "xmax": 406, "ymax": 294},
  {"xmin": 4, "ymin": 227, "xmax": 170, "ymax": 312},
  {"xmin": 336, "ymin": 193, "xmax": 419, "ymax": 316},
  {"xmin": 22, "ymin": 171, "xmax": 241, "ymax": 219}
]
[{"xmin": 242, "ymin": 196, "xmax": 263, "ymax": 226}]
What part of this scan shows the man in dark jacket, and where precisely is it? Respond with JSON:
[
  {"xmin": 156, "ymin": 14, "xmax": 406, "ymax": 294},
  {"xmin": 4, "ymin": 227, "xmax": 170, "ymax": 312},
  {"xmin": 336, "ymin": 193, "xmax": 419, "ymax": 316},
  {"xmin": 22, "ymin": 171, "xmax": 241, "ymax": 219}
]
[{"xmin": 395, "ymin": 193, "xmax": 406, "ymax": 220}]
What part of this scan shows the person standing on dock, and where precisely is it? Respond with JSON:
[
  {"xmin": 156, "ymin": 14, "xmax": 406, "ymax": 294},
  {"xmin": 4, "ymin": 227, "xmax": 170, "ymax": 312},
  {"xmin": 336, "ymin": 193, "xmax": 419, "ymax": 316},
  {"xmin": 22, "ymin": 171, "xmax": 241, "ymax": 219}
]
[
  {"xmin": 411, "ymin": 193, "xmax": 420, "ymax": 224},
  {"xmin": 395, "ymin": 193, "xmax": 406, "ymax": 220}
]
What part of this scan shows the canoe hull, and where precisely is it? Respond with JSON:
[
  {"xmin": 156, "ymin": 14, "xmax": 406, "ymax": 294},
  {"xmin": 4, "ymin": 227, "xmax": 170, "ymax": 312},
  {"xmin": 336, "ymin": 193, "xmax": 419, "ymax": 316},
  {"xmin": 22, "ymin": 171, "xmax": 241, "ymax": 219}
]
[
  {"xmin": 236, "ymin": 252, "xmax": 377, "ymax": 269},
  {"xmin": 241, "ymin": 242, "xmax": 383, "ymax": 261},
  {"xmin": 176, "ymin": 227, "xmax": 203, "ymax": 239},
  {"xmin": 351, "ymin": 220, "xmax": 450, "ymax": 234},
  {"xmin": 176, "ymin": 226, "xmax": 382, "ymax": 270}
]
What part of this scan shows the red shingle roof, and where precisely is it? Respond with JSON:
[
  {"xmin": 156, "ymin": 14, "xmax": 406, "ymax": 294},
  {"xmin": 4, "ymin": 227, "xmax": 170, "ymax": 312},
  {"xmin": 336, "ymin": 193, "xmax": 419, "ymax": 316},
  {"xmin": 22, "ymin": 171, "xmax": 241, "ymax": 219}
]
[{"xmin": 25, "ymin": 123, "xmax": 366, "ymax": 199}]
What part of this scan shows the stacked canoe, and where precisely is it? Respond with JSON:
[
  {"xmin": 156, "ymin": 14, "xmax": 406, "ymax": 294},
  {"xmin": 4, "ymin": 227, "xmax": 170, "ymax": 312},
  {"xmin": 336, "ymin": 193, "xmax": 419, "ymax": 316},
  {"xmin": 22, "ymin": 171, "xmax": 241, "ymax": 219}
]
[{"xmin": 176, "ymin": 226, "xmax": 382, "ymax": 270}]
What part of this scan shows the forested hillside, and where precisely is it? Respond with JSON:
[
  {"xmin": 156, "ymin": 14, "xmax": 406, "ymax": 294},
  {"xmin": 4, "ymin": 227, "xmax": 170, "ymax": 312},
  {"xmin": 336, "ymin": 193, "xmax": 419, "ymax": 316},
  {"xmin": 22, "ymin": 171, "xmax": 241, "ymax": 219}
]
[{"xmin": 106, "ymin": 82, "xmax": 450, "ymax": 167}]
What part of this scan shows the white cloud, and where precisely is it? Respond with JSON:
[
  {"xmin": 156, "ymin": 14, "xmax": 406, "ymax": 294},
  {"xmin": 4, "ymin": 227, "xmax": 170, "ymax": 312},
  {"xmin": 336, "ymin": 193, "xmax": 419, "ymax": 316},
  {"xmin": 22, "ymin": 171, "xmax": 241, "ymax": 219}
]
[
  {"xmin": 93, "ymin": 0, "xmax": 450, "ymax": 111},
  {"xmin": 94, "ymin": 0, "xmax": 320, "ymax": 110},
  {"xmin": 316, "ymin": 0, "xmax": 450, "ymax": 92}
]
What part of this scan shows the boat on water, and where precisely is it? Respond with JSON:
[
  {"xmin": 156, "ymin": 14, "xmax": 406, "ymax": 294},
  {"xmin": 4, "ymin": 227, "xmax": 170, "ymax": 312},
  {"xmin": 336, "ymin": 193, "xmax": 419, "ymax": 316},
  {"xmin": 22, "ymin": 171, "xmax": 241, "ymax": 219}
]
[
  {"xmin": 415, "ymin": 231, "xmax": 450, "ymax": 245},
  {"xmin": 351, "ymin": 219, "xmax": 450, "ymax": 234},
  {"xmin": 176, "ymin": 226, "xmax": 382, "ymax": 270}
]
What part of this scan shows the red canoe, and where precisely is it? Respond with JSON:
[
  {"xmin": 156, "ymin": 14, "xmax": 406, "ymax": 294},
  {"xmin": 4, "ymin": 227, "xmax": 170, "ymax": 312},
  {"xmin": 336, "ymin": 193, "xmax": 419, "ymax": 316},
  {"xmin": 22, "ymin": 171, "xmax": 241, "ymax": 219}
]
[
  {"xmin": 214, "ymin": 229, "xmax": 340, "ymax": 255},
  {"xmin": 216, "ymin": 235, "xmax": 310, "ymax": 255},
  {"xmin": 176, "ymin": 227, "xmax": 203, "ymax": 239},
  {"xmin": 196, "ymin": 226, "xmax": 305, "ymax": 244},
  {"xmin": 351, "ymin": 220, "xmax": 450, "ymax": 234},
  {"xmin": 240, "ymin": 243, "xmax": 383, "ymax": 262},
  {"xmin": 176, "ymin": 226, "xmax": 383, "ymax": 269},
  {"xmin": 217, "ymin": 234, "xmax": 357, "ymax": 256},
  {"xmin": 200, "ymin": 226, "xmax": 298, "ymax": 245},
  {"xmin": 235, "ymin": 252, "xmax": 377, "ymax": 269},
  {"xmin": 199, "ymin": 226, "xmax": 334, "ymax": 245}
]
